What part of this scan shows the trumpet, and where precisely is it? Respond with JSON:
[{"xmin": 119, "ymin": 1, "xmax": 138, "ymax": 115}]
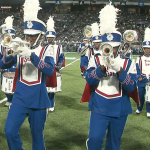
[
  {"xmin": 100, "ymin": 43, "xmax": 113, "ymax": 57},
  {"xmin": 0, "ymin": 33, "xmax": 30, "ymax": 56}
]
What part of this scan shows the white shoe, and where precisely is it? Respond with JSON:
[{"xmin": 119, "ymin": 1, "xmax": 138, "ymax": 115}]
[
  {"xmin": 135, "ymin": 109, "xmax": 141, "ymax": 114},
  {"xmin": 48, "ymin": 107, "xmax": 55, "ymax": 112},
  {"xmin": 5, "ymin": 102, "xmax": 11, "ymax": 107},
  {"xmin": 147, "ymin": 112, "xmax": 150, "ymax": 118}
]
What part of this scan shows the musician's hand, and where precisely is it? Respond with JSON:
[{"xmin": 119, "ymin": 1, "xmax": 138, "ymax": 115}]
[
  {"xmin": 17, "ymin": 47, "xmax": 32, "ymax": 58},
  {"xmin": 138, "ymin": 78, "xmax": 142, "ymax": 81},
  {"xmin": 55, "ymin": 66, "xmax": 61, "ymax": 70},
  {"xmin": 109, "ymin": 58, "xmax": 121, "ymax": 72}
]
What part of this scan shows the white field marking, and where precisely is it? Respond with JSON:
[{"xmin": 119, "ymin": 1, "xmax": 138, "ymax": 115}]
[
  {"xmin": 0, "ymin": 97, "xmax": 7, "ymax": 104},
  {"xmin": 60, "ymin": 59, "xmax": 79, "ymax": 70}
]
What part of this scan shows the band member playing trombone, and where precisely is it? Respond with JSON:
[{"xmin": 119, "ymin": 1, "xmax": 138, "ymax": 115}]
[
  {"xmin": 0, "ymin": 16, "xmax": 17, "ymax": 108},
  {"xmin": 135, "ymin": 27, "xmax": 150, "ymax": 118},
  {"xmin": 46, "ymin": 16, "xmax": 65, "ymax": 112},
  {"xmin": 0, "ymin": 0, "xmax": 55, "ymax": 149},
  {"xmin": 82, "ymin": 3, "xmax": 137, "ymax": 150}
]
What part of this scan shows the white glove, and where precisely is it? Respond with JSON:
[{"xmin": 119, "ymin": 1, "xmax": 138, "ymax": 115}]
[
  {"xmin": 8, "ymin": 42, "xmax": 20, "ymax": 56},
  {"xmin": 17, "ymin": 47, "xmax": 32, "ymax": 58},
  {"xmin": 109, "ymin": 58, "xmax": 121, "ymax": 72},
  {"xmin": 101, "ymin": 56, "xmax": 111, "ymax": 67}
]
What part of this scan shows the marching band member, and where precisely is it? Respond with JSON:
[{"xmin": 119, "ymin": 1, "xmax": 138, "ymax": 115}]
[
  {"xmin": 82, "ymin": 23, "xmax": 102, "ymax": 77},
  {"xmin": 135, "ymin": 27, "xmax": 150, "ymax": 118},
  {"xmin": 46, "ymin": 16, "xmax": 65, "ymax": 112},
  {"xmin": 78, "ymin": 36, "xmax": 91, "ymax": 75},
  {"xmin": 82, "ymin": 3, "xmax": 137, "ymax": 150},
  {"xmin": 0, "ymin": 16, "xmax": 16, "ymax": 107},
  {"xmin": 0, "ymin": 0, "xmax": 55, "ymax": 149}
]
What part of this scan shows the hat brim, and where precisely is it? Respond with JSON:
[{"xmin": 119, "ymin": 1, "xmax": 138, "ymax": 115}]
[
  {"xmin": 46, "ymin": 35, "xmax": 56, "ymax": 38},
  {"xmin": 93, "ymin": 40, "xmax": 102, "ymax": 43},
  {"xmin": 24, "ymin": 29, "xmax": 45, "ymax": 35},
  {"xmin": 104, "ymin": 42, "xmax": 121, "ymax": 47},
  {"xmin": 143, "ymin": 45, "xmax": 150, "ymax": 48}
]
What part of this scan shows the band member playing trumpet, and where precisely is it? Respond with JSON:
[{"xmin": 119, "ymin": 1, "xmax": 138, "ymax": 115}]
[
  {"xmin": 0, "ymin": 16, "xmax": 17, "ymax": 108},
  {"xmin": 46, "ymin": 16, "xmax": 65, "ymax": 112},
  {"xmin": 0, "ymin": 0, "xmax": 55, "ymax": 149},
  {"xmin": 135, "ymin": 27, "xmax": 150, "ymax": 118},
  {"xmin": 82, "ymin": 3, "xmax": 137, "ymax": 150}
]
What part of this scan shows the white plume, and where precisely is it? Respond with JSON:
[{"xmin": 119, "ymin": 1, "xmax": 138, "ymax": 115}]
[
  {"xmin": 99, "ymin": 2, "xmax": 119, "ymax": 35},
  {"xmin": 144, "ymin": 28, "xmax": 150, "ymax": 41},
  {"xmin": 5, "ymin": 16, "xmax": 14, "ymax": 29},
  {"xmin": 46, "ymin": 16, "xmax": 55, "ymax": 31},
  {"xmin": 91, "ymin": 22, "xmax": 100, "ymax": 37},
  {"xmin": 23, "ymin": 0, "xmax": 41, "ymax": 22}
]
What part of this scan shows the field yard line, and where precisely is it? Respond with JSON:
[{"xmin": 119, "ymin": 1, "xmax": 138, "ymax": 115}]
[
  {"xmin": 60, "ymin": 59, "xmax": 80, "ymax": 70},
  {"xmin": 0, "ymin": 97, "xmax": 7, "ymax": 104}
]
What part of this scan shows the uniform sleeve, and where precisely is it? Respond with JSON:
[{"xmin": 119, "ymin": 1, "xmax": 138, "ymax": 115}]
[
  {"xmin": 0, "ymin": 55, "xmax": 17, "ymax": 69},
  {"xmin": 30, "ymin": 50, "xmax": 54, "ymax": 77},
  {"xmin": 85, "ymin": 56, "xmax": 105, "ymax": 86},
  {"xmin": 117, "ymin": 59, "xmax": 137, "ymax": 92},
  {"xmin": 135, "ymin": 57, "xmax": 142, "ymax": 80},
  {"xmin": 57, "ymin": 45, "xmax": 64, "ymax": 68}
]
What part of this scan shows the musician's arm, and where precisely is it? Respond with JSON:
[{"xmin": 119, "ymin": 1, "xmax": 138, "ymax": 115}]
[
  {"xmin": 135, "ymin": 57, "xmax": 142, "ymax": 81},
  {"xmin": 0, "ymin": 55, "xmax": 17, "ymax": 69},
  {"xmin": 117, "ymin": 69, "xmax": 137, "ymax": 93},
  {"xmin": 30, "ymin": 53, "xmax": 54, "ymax": 77},
  {"xmin": 85, "ymin": 65, "xmax": 106, "ymax": 86}
]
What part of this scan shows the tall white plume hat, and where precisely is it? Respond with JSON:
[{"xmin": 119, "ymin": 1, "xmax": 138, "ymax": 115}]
[
  {"xmin": 99, "ymin": 2, "xmax": 122, "ymax": 47},
  {"xmin": 142, "ymin": 28, "xmax": 150, "ymax": 48},
  {"xmin": 23, "ymin": 0, "xmax": 46, "ymax": 35},
  {"xmin": 91, "ymin": 22, "xmax": 102, "ymax": 43},
  {"xmin": 5, "ymin": 16, "xmax": 15, "ymax": 35},
  {"xmin": 46, "ymin": 16, "xmax": 56, "ymax": 38}
]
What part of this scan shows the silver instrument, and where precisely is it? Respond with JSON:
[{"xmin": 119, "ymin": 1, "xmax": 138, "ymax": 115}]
[
  {"xmin": 121, "ymin": 30, "xmax": 138, "ymax": 58},
  {"xmin": 0, "ymin": 33, "xmax": 29, "ymax": 56},
  {"xmin": 100, "ymin": 43, "xmax": 113, "ymax": 57},
  {"xmin": 83, "ymin": 25, "xmax": 92, "ymax": 38},
  {"xmin": 78, "ymin": 25, "xmax": 92, "ymax": 56},
  {"xmin": 77, "ymin": 45, "xmax": 88, "ymax": 56}
]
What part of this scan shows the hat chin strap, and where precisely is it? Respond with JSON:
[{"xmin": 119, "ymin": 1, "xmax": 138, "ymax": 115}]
[{"xmin": 33, "ymin": 32, "xmax": 42, "ymax": 47}]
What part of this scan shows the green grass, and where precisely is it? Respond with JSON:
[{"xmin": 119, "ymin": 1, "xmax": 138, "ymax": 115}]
[{"xmin": 0, "ymin": 54, "xmax": 150, "ymax": 150}]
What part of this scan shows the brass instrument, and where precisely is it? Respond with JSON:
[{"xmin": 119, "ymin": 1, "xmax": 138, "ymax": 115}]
[
  {"xmin": 100, "ymin": 43, "xmax": 113, "ymax": 57},
  {"xmin": 123, "ymin": 30, "xmax": 138, "ymax": 43},
  {"xmin": 83, "ymin": 25, "xmax": 92, "ymax": 38},
  {"xmin": 121, "ymin": 30, "xmax": 138, "ymax": 58},
  {"xmin": 0, "ymin": 33, "xmax": 30, "ymax": 56},
  {"xmin": 78, "ymin": 44, "xmax": 88, "ymax": 56}
]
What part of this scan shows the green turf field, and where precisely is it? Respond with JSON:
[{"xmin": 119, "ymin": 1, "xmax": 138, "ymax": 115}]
[{"xmin": 0, "ymin": 53, "xmax": 150, "ymax": 150}]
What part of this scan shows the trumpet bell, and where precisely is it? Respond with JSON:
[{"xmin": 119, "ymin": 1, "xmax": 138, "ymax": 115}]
[
  {"xmin": 0, "ymin": 33, "xmax": 12, "ymax": 46},
  {"xmin": 123, "ymin": 30, "xmax": 138, "ymax": 43},
  {"xmin": 100, "ymin": 43, "xmax": 113, "ymax": 57},
  {"xmin": 83, "ymin": 25, "xmax": 92, "ymax": 38}
]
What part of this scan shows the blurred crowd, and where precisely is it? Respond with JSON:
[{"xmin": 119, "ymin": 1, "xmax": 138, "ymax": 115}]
[{"xmin": 0, "ymin": 7, "xmax": 149, "ymax": 54}]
